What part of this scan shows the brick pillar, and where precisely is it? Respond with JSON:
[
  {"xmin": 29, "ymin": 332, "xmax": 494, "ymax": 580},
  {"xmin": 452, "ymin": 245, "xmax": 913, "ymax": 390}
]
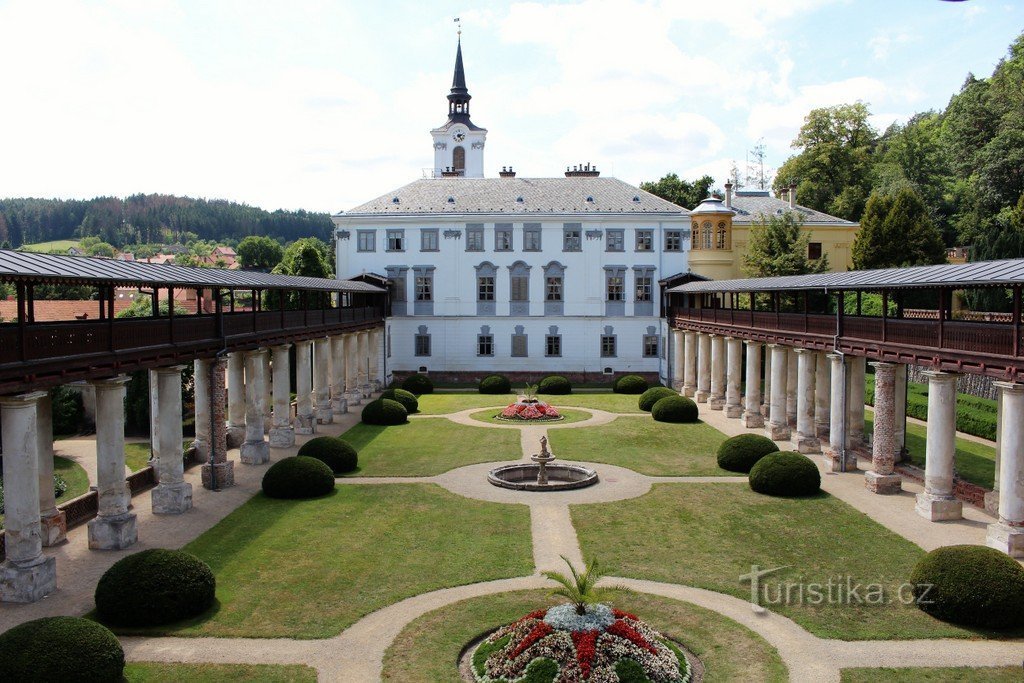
[
  {"xmin": 36, "ymin": 393, "xmax": 66, "ymax": 546},
  {"xmin": 709, "ymin": 335, "xmax": 726, "ymax": 410},
  {"xmin": 814, "ymin": 351, "xmax": 830, "ymax": 439},
  {"xmin": 682, "ymin": 331, "xmax": 697, "ymax": 398},
  {"xmin": 152, "ymin": 365, "xmax": 194, "ymax": 513},
  {"xmin": 766, "ymin": 344, "xmax": 791, "ymax": 441},
  {"xmin": 88, "ymin": 376, "xmax": 137, "ymax": 549},
  {"xmin": 987, "ymin": 382, "xmax": 1024, "ymax": 557},
  {"xmin": 743, "ymin": 341, "xmax": 764, "ymax": 428},
  {"xmin": 915, "ymin": 371, "xmax": 962, "ymax": 520},
  {"xmin": 240, "ymin": 350, "xmax": 270, "ymax": 465},
  {"xmin": 864, "ymin": 362, "xmax": 901, "ymax": 494},
  {"xmin": 725, "ymin": 337, "xmax": 742, "ymax": 418},
  {"xmin": 795, "ymin": 349, "xmax": 820, "ymax": 454},
  {"xmin": 201, "ymin": 356, "xmax": 233, "ymax": 489},
  {"xmin": 695, "ymin": 333, "xmax": 712, "ymax": 403}
]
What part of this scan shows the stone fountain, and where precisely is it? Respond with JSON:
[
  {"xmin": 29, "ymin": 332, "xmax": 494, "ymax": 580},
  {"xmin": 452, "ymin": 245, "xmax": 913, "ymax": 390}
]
[{"xmin": 488, "ymin": 436, "xmax": 598, "ymax": 491}]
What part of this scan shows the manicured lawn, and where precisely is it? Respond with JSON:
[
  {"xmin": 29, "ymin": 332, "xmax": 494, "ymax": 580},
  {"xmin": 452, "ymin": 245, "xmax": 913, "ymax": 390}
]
[
  {"xmin": 469, "ymin": 407, "xmax": 591, "ymax": 425},
  {"xmin": 125, "ymin": 442, "xmax": 152, "ymax": 472},
  {"xmin": 339, "ymin": 419, "xmax": 521, "ymax": 476},
  {"xmin": 554, "ymin": 392, "xmax": 649, "ymax": 413},
  {"xmin": 381, "ymin": 588, "xmax": 787, "ymax": 682},
  {"xmin": 547, "ymin": 416, "xmax": 733, "ymax": 476},
  {"xmin": 125, "ymin": 663, "xmax": 317, "ymax": 682},
  {"xmin": 415, "ymin": 391, "xmax": 647, "ymax": 415},
  {"xmin": 123, "ymin": 484, "xmax": 533, "ymax": 638},
  {"xmin": 841, "ymin": 667, "xmax": 1024, "ymax": 682},
  {"xmin": 573, "ymin": 483, "xmax": 1002, "ymax": 640}
]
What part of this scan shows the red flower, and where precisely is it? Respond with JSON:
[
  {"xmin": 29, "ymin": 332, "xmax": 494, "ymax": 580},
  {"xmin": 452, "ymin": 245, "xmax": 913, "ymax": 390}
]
[
  {"xmin": 513, "ymin": 609, "xmax": 548, "ymax": 625},
  {"xmin": 607, "ymin": 619, "xmax": 659, "ymax": 655},
  {"xmin": 510, "ymin": 621, "xmax": 553, "ymax": 659},
  {"xmin": 612, "ymin": 608, "xmax": 639, "ymax": 621},
  {"xmin": 571, "ymin": 630, "xmax": 599, "ymax": 679},
  {"xmin": 501, "ymin": 405, "xmax": 519, "ymax": 417}
]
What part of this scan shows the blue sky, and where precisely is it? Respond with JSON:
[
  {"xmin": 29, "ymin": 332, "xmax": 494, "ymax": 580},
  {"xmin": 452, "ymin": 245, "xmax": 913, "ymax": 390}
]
[{"xmin": 0, "ymin": 0, "xmax": 1021, "ymax": 214}]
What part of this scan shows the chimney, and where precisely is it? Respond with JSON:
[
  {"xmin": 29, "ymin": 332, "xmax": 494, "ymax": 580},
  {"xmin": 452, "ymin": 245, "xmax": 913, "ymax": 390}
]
[
  {"xmin": 440, "ymin": 166, "xmax": 463, "ymax": 178},
  {"xmin": 789, "ymin": 183, "xmax": 797, "ymax": 209},
  {"xmin": 565, "ymin": 162, "xmax": 600, "ymax": 178},
  {"xmin": 499, "ymin": 166, "xmax": 516, "ymax": 178},
  {"xmin": 724, "ymin": 181, "xmax": 733, "ymax": 209}
]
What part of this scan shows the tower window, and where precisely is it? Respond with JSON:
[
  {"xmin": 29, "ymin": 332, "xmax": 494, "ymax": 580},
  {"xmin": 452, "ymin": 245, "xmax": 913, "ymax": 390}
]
[
  {"xmin": 716, "ymin": 221, "xmax": 727, "ymax": 249},
  {"xmin": 453, "ymin": 145, "xmax": 466, "ymax": 172},
  {"xmin": 702, "ymin": 221, "xmax": 712, "ymax": 250}
]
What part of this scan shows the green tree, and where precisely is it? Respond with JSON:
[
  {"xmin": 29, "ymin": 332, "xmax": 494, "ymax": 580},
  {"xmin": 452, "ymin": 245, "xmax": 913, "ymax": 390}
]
[
  {"xmin": 639, "ymin": 173, "xmax": 716, "ymax": 209},
  {"xmin": 276, "ymin": 237, "xmax": 334, "ymax": 278},
  {"xmin": 966, "ymin": 194, "xmax": 1024, "ymax": 311},
  {"xmin": 541, "ymin": 556, "xmax": 605, "ymax": 616},
  {"xmin": 742, "ymin": 212, "xmax": 830, "ymax": 277},
  {"xmin": 852, "ymin": 187, "xmax": 947, "ymax": 270},
  {"xmin": 236, "ymin": 235, "xmax": 284, "ymax": 271}
]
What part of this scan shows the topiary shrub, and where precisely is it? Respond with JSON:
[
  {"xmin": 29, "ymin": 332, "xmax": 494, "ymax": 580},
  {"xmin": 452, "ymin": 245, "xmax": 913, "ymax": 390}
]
[
  {"xmin": 910, "ymin": 545, "xmax": 1024, "ymax": 629},
  {"xmin": 651, "ymin": 395, "xmax": 699, "ymax": 423},
  {"xmin": 638, "ymin": 387, "xmax": 677, "ymax": 412},
  {"xmin": 401, "ymin": 374, "xmax": 433, "ymax": 395},
  {"xmin": 95, "ymin": 549, "xmax": 216, "ymax": 627},
  {"xmin": 0, "ymin": 616, "xmax": 124, "ymax": 682},
  {"xmin": 479, "ymin": 374, "xmax": 512, "ymax": 395},
  {"xmin": 261, "ymin": 456, "xmax": 336, "ymax": 499},
  {"xmin": 613, "ymin": 374, "xmax": 648, "ymax": 394},
  {"xmin": 297, "ymin": 436, "xmax": 358, "ymax": 474},
  {"xmin": 537, "ymin": 375, "xmax": 572, "ymax": 395},
  {"xmin": 748, "ymin": 451, "xmax": 821, "ymax": 497},
  {"xmin": 361, "ymin": 398, "xmax": 408, "ymax": 425},
  {"xmin": 716, "ymin": 434, "xmax": 780, "ymax": 473},
  {"xmin": 380, "ymin": 387, "xmax": 419, "ymax": 413}
]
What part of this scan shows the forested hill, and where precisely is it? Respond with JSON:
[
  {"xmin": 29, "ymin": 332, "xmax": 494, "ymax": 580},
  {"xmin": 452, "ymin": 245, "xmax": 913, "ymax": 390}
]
[{"xmin": 0, "ymin": 194, "xmax": 333, "ymax": 248}]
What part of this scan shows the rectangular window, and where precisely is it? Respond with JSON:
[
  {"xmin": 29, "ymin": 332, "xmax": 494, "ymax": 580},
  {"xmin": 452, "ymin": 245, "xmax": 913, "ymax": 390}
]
[
  {"xmin": 665, "ymin": 230, "xmax": 682, "ymax": 251},
  {"xmin": 386, "ymin": 229, "xmax": 404, "ymax": 252},
  {"xmin": 421, "ymin": 229, "xmax": 439, "ymax": 252},
  {"xmin": 357, "ymin": 230, "xmax": 375, "ymax": 252},
  {"xmin": 511, "ymin": 334, "xmax": 528, "ymax": 357},
  {"xmin": 466, "ymin": 224, "xmax": 484, "ymax": 251},
  {"xmin": 545, "ymin": 335, "xmax": 561, "ymax": 357},
  {"xmin": 607, "ymin": 276, "xmax": 624, "ymax": 302},
  {"xmin": 545, "ymin": 276, "xmax": 562, "ymax": 301},
  {"xmin": 415, "ymin": 274, "xmax": 432, "ymax": 301},
  {"xmin": 391, "ymin": 276, "xmax": 406, "ymax": 302},
  {"xmin": 511, "ymin": 276, "xmax": 529, "ymax": 302},
  {"xmin": 635, "ymin": 275, "xmax": 652, "ymax": 302},
  {"xmin": 643, "ymin": 334, "xmax": 659, "ymax": 358},
  {"xmin": 478, "ymin": 276, "xmax": 495, "ymax": 301},
  {"xmin": 478, "ymin": 334, "xmax": 494, "ymax": 356},
  {"xmin": 563, "ymin": 224, "xmax": 582, "ymax": 252},
  {"xmin": 635, "ymin": 229, "xmax": 653, "ymax": 251},
  {"xmin": 808, "ymin": 242, "xmax": 823, "ymax": 260},
  {"xmin": 601, "ymin": 335, "xmax": 616, "ymax": 358},
  {"xmin": 524, "ymin": 224, "xmax": 542, "ymax": 251},
  {"xmin": 414, "ymin": 335, "xmax": 430, "ymax": 357},
  {"xmin": 606, "ymin": 230, "xmax": 624, "ymax": 252},
  {"xmin": 495, "ymin": 224, "xmax": 513, "ymax": 251}
]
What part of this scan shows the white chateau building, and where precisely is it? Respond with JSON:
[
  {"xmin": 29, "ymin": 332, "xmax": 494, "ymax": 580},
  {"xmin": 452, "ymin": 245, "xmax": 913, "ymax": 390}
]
[{"xmin": 333, "ymin": 39, "xmax": 691, "ymax": 384}]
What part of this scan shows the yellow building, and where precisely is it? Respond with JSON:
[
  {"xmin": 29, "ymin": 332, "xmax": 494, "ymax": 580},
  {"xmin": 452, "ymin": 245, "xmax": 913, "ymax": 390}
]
[{"xmin": 687, "ymin": 182, "xmax": 859, "ymax": 281}]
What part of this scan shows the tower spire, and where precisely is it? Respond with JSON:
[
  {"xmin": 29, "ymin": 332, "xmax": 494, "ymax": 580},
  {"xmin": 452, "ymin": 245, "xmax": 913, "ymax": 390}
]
[{"xmin": 447, "ymin": 31, "xmax": 471, "ymax": 118}]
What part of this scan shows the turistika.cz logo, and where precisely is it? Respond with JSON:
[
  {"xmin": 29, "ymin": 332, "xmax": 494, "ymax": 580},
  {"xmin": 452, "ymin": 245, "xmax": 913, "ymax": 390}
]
[{"xmin": 739, "ymin": 565, "xmax": 934, "ymax": 613}]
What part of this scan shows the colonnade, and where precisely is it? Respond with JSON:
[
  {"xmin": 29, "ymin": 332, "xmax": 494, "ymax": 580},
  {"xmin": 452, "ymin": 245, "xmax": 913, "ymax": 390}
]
[{"xmin": 0, "ymin": 327, "xmax": 385, "ymax": 603}]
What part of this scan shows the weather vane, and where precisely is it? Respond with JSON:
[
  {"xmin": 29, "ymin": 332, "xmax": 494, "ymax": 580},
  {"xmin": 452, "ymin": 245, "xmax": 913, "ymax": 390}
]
[{"xmin": 454, "ymin": 16, "xmax": 461, "ymax": 37}]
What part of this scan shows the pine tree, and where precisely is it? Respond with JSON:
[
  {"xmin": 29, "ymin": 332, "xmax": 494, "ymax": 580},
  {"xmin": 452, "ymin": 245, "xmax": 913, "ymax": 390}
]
[
  {"xmin": 852, "ymin": 187, "xmax": 946, "ymax": 270},
  {"xmin": 742, "ymin": 212, "xmax": 830, "ymax": 277}
]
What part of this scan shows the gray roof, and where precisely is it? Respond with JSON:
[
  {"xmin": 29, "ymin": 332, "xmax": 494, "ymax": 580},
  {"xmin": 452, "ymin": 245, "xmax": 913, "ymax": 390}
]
[
  {"xmin": 0, "ymin": 249, "xmax": 384, "ymax": 293},
  {"xmin": 725, "ymin": 191, "xmax": 856, "ymax": 225},
  {"xmin": 340, "ymin": 177, "xmax": 688, "ymax": 216},
  {"xmin": 668, "ymin": 257, "xmax": 1024, "ymax": 293}
]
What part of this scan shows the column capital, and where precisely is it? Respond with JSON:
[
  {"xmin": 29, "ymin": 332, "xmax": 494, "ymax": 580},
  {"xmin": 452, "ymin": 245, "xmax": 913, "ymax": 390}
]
[
  {"xmin": 155, "ymin": 364, "xmax": 187, "ymax": 375},
  {"xmin": 0, "ymin": 391, "xmax": 48, "ymax": 407},
  {"xmin": 826, "ymin": 352, "xmax": 844, "ymax": 361},
  {"xmin": 923, "ymin": 370, "xmax": 959, "ymax": 384},
  {"xmin": 794, "ymin": 347, "xmax": 813, "ymax": 355},
  {"xmin": 743, "ymin": 339, "xmax": 760, "ymax": 347},
  {"xmin": 89, "ymin": 375, "xmax": 131, "ymax": 389},
  {"xmin": 994, "ymin": 381, "xmax": 1024, "ymax": 394},
  {"xmin": 870, "ymin": 361, "xmax": 896, "ymax": 373},
  {"xmin": 244, "ymin": 347, "xmax": 269, "ymax": 359},
  {"xmin": 271, "ymin": 343, "xmax": 293, "ymax": 352}
]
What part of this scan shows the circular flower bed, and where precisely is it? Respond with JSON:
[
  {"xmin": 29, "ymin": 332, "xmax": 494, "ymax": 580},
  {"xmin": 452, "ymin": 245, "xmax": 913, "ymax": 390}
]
[
  {"xmin": 472, "ymin": 605, "xmax": 690, "ymax": 682},
  {"xmin": 497, "ymin": 397, "xmax": 564, "ymax": 422}
]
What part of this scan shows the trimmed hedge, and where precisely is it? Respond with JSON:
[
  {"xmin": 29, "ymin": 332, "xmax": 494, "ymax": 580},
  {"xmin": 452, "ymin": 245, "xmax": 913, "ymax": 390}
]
[
  {"xmin": 0, "ymin": 616, "xmax": 124, "ymax": 682},
  {"xmin": 401, "ymin": 374, "xmax": 434, "ymax": 395},
  {"xmin": 716, "ymin": 434, "xmax": 780, "ymax": 473},
  {"xmin": 381, "ymin": 388, "xmax": 419, "ymax": 413},
  {"xmin": 651, "ymin": 395, "xmax": 699, "ymax": 423},
  {"xmin": 748, "ymin": 451, "xmax": 821, "ymax": 497},
  {"xmin": 638, "ymin": 387, "xmax": 677, "ymax": 412},
  {"xmin": 537, "ymin": 375, "xmax": 572, "ymax": 395},
  {"xmin": 613, "ymin": 375, "xmax": 649, "ymax": 394},
  {"xmin": 262, "ymin": 456, "xmax": 337, "ymax": 499},
  {"xmin": 361, "ymin": 398, "xmax": 409, "ymax": 425},
  {"xmin": 479, "ymin": 374, "xmax": 512, "ymax": 394},
  {"xmin": 297, "ymin": 436, "xmax": 358, "ymax": 474},
  {"xmin": 910, "ymin": 545, "xmax": 1024, "ymax": 629},
  {"xmin": 95, "ymin": 549, "xmax": 216, "ymax": 627}
]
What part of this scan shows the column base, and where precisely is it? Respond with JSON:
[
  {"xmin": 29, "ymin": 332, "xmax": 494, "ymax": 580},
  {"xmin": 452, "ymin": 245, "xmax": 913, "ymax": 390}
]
[
  {"xmin": 815, "ymin": 424, "xmax": 830, "ymax": 440},
  {"xmin": 371, "ymin": 379, "xmax": 382, "ymax": 392},
  {"xmin": 226, "ymin": 425, "xmax": 246, "ymax": 449},
  {"xmin": 864, "ymin": 471, "xmax": 902, "ymax": 495},
  {"xmin": 316, "ymin": 401, "xmax": 334, "ymax": 424},
  {"xmin": 361, "ymin": 383, "xmax": 372, "ymax": 398},
  {"xmin": 725, "ymin": 404, "xmax": 742, "ymax": 418},
  {"xmin": 295, "ymin": 414, "xmax": 315, "ymax": 435},
  {"xmin": 796, "ymin": 435, "xmax": 821, "ymax": 454},
  {"xmin": 915, "ymin": 492, "xmax": 963, "ymax": 521},
  {"xmin": 766, "ymin": 422, "xmax": 791, "ymax": 441},
  {"xmin": 682, "ymin": 383, "xmax": 696, "ymax": 398},
  {"xmin": 787, "ymin": 414, "xmax": 797, "ymax": 427},
  {"xmin": 240, "ymin": 439, "xmax": 270, "ymax": 464},
  {"xmin": 709, "ymin": 395, "xmax": 725, "ymax": 410},
  {"xmin": 191, "ymin": 439, "xmax": 210, "ymax": 463},
  {"xmin": 332, "ymin": 398, "xmax": 349, "ymax": 415},
  {"xmin": 849, "ymin": 431, "xmax": 865, "ymax": 447},
  {"xmin": 269, "ymin": 426, "xmax": 295, "ymax": 448},
  {"xmin": 742, "ymin": 411, "xmax": 764, "ymax": 428},
  {"xmin": 984, "ymin": 490, "xmax": 1000, "ymax": 516},
  {"xmin": 824, "ymin": 448, "xmax": 858, "ymax": 473},
  {"xmin": 88, "ymin": 512, "xmax": 138, "ymax": 550},
  {"xmin": 152, "ymin": 481, "xmax": 193, "ymax": 514},
  {"xmin": 40, "ymin": 510, "xmax": 67, "ymax": 547},
  {"xmin": 694, "ymin": 390, "xmax": 709, "ymax": 403},
  {"xmin": 986, "ymin": 522, "xmax": 1024, "ymax": 558},
  {"xmin": 0, "ymin": 555, "xmax": 56, "ymax": 603},
  {"xmin": 671, "ymin": 380, "xmax": 684, "ymax": 391},
  {"xmin": 347, "ymin": 390, "xmax": 363, "ymax": 407},
  {"xmin": 760, "ymin": 404, "xmax": 769, "ymax": 417},
  {"xmin": 263, "ymin": 416, "xmax": 272, "ymax": 434},
  {"xmin": 201, "ymin": 461, "xmax": 235, "ymax": 489}
]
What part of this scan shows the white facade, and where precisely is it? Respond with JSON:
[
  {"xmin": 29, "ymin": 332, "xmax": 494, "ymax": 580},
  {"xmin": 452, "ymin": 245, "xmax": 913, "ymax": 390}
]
[{"xmin": 431, "ymin": 123, "xmax": 486, "ymax": 179}]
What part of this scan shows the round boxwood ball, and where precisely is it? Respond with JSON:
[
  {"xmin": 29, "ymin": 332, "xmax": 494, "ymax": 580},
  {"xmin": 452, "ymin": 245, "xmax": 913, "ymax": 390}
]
[
  {"xmin": 381, "ymin": 387, "xmax": 419, "ymax": 413},
  {"xmin": 297, "ymin": 436, "xmax": 358, "ymax": 474},
  {"xmin": 95, "ymin": 549, "xmax": 216, "ymax": 627},
  {"xmin": 613, "ymin": 374, "xmax": 649, "ymax": 394},
  {"xmin": 361, "ymin": 398, "xmax": 408, "ymax": 425},
  {"xmin": 0, "ymin": 616, "xmax": 124, "ymax": 682},
  {"xmin": 537, "ymin": 375, "xmax": 572, "ymax": 395},
  {"xmin": 748, "ymin": 451, "xmax": 821, "ymax": 497},
  {"xmin": 651, "ymin": 395, "xmax": 699, "ymax": 423},
  {"xmin": 479, "ymin": 374, "xmax": 512, "ymax": 395},
  {"xmin": 717, "ymin": 434, "xmax": 780, "ymax": 473},
  {"xmin": 910, "ymin": 545, "xmax": 1024, "ymax": 629},
  {"xmin": 638, "ymin": 387, "xmax": 678, "ymax": 412},
  {"xmin": 401, "ymin": 374, "xmax": 433, "ymax": 395},
  {"xmin": 262, "ymin": 456, "xmax": 336, "ymax": 499}
]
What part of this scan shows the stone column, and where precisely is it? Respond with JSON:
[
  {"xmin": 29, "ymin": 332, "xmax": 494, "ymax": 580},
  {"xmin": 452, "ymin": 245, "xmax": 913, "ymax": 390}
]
[
  {"xmin": 987, "ymin": 382, "xmax": 1024, "ymax": 557},
  {"xmin": 262, "ymin": 351, "xmax": 273, "ymax": 433},
  {"xmin": 358, "ymin": 330, "xmax": 371, "ymax": 397},
  {"xmin": 152, "ymin": 366, "xmax": 193, "ymax": 513},
  {"xmin": 795, "ymin": 349, "xmax": 820, "ymax": 453},
  {"xmin": 240, "ymin": 350, "xmax": 270, "ymax": 464},
  {"xmin": 330, "ymin": 335, "xmax": 348, "ymax": 415},
  {"xmin": 864, "ymin": 362, "xmax": 901, "ymax": 494},
  {"xmin": 724, "ymin": 337, "xmax": 742, "ymax": 418},
  {"xmin": 294, "ymin": 340, "xmax": 315, "ymax": 435},
  {"xmin": 893, "ymin": 364, "xmax": 908, "ymax": 462},
  {"xmin": 671, "ymin": 330, "xmax": 685, "ymax": 390},
  {"xmin": 225, "ymin": 352, "xmax": 246, "ymax": 448},
  {"xmin": 36, "ymin": 393, "xmax": 66, "ymax": 547},
  {"xmin": 682, "ymin": 331, "xmax": 697, "ymax": 398},
  {"xmin": 825, "ymin": 354, "xmax": 857, "ymax": 472},
  {"xmin": 149, "ymin": 368, "xmax": 161, "ymax": 464},
  {"xmin": 847, "ymin": 356, "xmax": 866, "ymax": 446},
  {"xmin": 743, "ymin": 341, "xmax": 764, "ymax": 428},
  {"xmin": 695, "ymin": 333, "xmax": 712, "ymax": 403},
  {"xmin": 314, "ymin": 337, "xmax": 333, "ymax": 424},
  {"xmin": 814, "ymin": 352, "xmax": 830, "ymax": 439},
  {"xmin": 0, "ymin": 391, "xmax": 56, "ymax": 603},
  {"xmin": 88, "ymin": 376, "xmax": 136, "ymax": 549},
  {"xmin": 370, "ymin": 328, "xmax": 383, "ymax": 391},
  {"xmin": 192, "ymin": 358, "xmax": 212, "ymax": 462},
  {"xmin": 761, "ymin": 346, "xmax": 772, "ymax": 417},
  {"xmin": 345, "ymin": 332, "xmax": 362, "ymax": 406},
  {"xmin": 786, "ymin": 347, "xmax": 798, "ymax": 426},
  {"xmin": 766, "ymin": 345, "xmax": 791, "ymax": 441},
  {"xmin": 201, "ymin": 356, "xmax": 233, "ymax": 490},
  {"xmin": 915, "ymin": 371, "xmax": 962, "ymax": 520},
  {"xmin": 269, "ymin": 344, "xmax": 295, "ymax": 448},
  {"xmin": 709, "ymin": 335, "xmax": 726, "ymax": 410},
  {"xmin": 985, "ymin": 388, "xmax": 1004, "ymax": 514}
]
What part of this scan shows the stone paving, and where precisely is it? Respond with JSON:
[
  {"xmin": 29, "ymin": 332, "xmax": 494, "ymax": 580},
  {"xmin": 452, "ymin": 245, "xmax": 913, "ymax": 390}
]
[{"xmin": 4, "ymin": 397, "xmax": 1023, "ymax": 681}]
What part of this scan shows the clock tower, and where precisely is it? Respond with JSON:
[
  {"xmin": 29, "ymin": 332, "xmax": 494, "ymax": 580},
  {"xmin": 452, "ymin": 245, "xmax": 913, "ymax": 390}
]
[{"xmin": 430, "ymin": 36, "xmax": 486, "ymax": 178}]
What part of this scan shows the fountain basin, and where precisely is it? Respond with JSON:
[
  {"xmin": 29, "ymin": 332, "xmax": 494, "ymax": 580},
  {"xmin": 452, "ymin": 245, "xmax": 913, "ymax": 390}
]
[{"xmin": 487, "ymin": 463, "xmax": 599, "ymax": 491}]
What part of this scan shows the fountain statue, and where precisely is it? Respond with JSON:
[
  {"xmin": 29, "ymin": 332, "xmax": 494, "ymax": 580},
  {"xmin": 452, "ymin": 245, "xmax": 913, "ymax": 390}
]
[
  {"xmin": 532, "ymin": 436, "xmax": 555, "ymax": 485},
  {"xmin": 487, "ymin": 435, "xmax": 598, "ymax": 491}
]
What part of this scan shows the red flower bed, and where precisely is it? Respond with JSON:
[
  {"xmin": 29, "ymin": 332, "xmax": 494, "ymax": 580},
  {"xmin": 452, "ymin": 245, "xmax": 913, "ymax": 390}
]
[
  {"xmin": 497, "ymin": 399, "xmax": 562, "ymax": 421},
  {"xmin": 571, "ymin": 629, "xmax": 599, "ymax": 678}
]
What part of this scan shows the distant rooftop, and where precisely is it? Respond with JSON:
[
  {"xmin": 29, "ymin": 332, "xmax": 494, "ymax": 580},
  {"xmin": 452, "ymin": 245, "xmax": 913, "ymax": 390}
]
[{"xmin": 689, "ymin": 190, "xmax": 855, "ymax": 225}]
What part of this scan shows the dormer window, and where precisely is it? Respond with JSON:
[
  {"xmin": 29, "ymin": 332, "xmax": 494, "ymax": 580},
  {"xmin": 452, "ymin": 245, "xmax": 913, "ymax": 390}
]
[
  {"xmin": 516, "ymin": 196, "xmax": 524, "ymax": 203},
  {"xmin": 586, "ymin": 196, "xmax": 594, "ymax": 203},
  {"xmin": 632, "ymin": 195, "xmax": 641, "ymax": 203},
  {"xmin": 447, "ymin": 196, "xmax": 456, "ymax": 204},
  {"xmin": 391, "ymin": 196, "xmax": 400, "ymax": 204}
]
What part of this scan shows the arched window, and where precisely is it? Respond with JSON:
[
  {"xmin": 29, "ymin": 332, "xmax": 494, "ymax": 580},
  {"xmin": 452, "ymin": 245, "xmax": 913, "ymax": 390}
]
[
  {"xmin": 453, "ymin": 146, "xmax": 465, "ymax": 173},
  {"xmin": 716, "ymin": 221, "xmax": 727, "ymax": 249},
  {"xmin": 702, "ymin": 221, "xmax": 712, "ymax": 250},
  {"xmin": 690, "ymin": 222, "xmax": 700, "ymax": 250}
]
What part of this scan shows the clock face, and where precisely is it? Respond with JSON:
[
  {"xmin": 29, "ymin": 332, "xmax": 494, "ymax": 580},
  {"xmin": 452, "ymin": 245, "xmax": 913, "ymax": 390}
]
[{"xmin": 452, "ymin": 130, "xmax": 466, "ymax": 142}]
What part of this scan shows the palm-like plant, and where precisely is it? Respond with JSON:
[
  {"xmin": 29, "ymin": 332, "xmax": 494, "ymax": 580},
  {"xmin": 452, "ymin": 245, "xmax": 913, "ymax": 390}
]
[{"xmin": 542, "ymin": 556, "xmax": 604, "ymax": 615}]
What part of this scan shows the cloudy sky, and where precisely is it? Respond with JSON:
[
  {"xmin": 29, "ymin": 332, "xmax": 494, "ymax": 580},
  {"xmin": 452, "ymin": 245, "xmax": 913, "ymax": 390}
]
[{"xmin": 1, "ymin": 0, "xmax": 1021, "ymax": 213}]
